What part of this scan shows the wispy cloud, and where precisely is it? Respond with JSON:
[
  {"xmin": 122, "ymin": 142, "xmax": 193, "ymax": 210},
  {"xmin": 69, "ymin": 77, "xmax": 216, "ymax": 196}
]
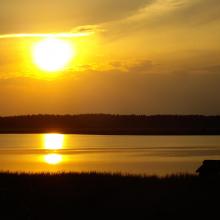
[
  {"xmin": 0, "ymin": 0, "xmax": 153, "ymax": 34},
  {"xmin": 0, "ymin": 32, "xmax": 93, "ymax": 39}
]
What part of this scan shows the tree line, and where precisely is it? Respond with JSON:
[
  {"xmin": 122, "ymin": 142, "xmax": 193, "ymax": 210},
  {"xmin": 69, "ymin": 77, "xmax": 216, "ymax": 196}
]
[{"xmin": 0, "ymin": 114, "xmax": 220, "ymax": 134}]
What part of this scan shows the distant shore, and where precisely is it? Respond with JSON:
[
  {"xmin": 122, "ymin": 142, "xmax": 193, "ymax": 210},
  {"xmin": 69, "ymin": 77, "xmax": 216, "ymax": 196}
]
[
  {"xmin": 0, "ymin": 172, "xmax": 219, "ymax": 218},
  {"xmin": 1, "ymin": 114, "xmax": 220, "ymax": 135}
]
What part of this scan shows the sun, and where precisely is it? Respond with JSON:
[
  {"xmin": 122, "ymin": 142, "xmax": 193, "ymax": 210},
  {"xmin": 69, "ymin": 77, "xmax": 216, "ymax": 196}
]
[{"xmin": 33, "ymin": 38, "xmax": 74, "ymax": 72}]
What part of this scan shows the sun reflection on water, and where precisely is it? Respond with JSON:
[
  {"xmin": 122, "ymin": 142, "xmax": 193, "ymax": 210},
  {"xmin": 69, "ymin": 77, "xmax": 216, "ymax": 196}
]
[
  {"xmin": 43, "ymin": 134, "xmax": 65, "ymax": 165},
  {"xmin": 44, "ymin": 154, "xmax": 63, "ymax": 165},
  {"xmin": 44, "ymin": 133, "xmax": 64, "ymax": 150}
]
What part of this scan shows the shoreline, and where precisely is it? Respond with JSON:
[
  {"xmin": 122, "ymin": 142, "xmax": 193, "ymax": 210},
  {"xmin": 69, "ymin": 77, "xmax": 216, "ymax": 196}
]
[
  {"xmin": 0, "ymin": 171, "xmax": 196, "ymax": 177},
  {"xmin": 1, "ymin": 132, "xmax": 220, "ymax": 135},
  {"xmin": 1, "ymin": 114, "xmax": 220, "ymax": 135}
]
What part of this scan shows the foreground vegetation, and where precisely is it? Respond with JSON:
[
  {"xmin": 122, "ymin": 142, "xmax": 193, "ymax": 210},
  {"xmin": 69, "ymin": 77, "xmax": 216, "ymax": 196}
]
[{"xmin": 0, "ymin": 172, "xmax": 219, "ymax": 219}]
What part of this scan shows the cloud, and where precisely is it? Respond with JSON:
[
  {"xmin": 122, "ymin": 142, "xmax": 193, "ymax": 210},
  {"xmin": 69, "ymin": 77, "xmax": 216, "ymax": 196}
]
[
  {"xmin": 0, "ymin": 32, "xmax": 93, "ymax": 39},
  {"xmin": 0, "ymin": 0, "xmax": 153, "ymax": 34},
  {"xmin": 127, "ymin": 60, "xmax": 154, "ymax": 73},
  {"xmin": 1, "ymin": 48, "xmax": 220, "ymax": 115},
  {"xmin": 71, "ymin": 25, "xmax": 104, "ymax": 34},
  {"xmin": 172, "ymin": 0, "xmax": 220, "ymax": 26},
  {"xmin": 1, "ymin": 68, "xmax": 220, "ymax": 115},
  {"xmin": 1, "ymin": 0, "xmax": 220, "ymax": 115},
  {"xmin": 190, "ymin": 65, "xmax": 220, "ymax": 74},
  {"xmin": 99, "ymin": 0, "xmax": 220, "ymax": 42},
  {"xmin": 130, "ymin": 0, "xmax": 220, "ymax": 27}
]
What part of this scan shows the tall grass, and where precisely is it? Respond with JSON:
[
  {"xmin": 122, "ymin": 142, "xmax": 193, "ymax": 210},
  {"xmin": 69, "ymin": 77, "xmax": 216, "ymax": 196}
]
[{"xmin": 0, "ymin": 172, "xmax": 219, "ymax": 219}]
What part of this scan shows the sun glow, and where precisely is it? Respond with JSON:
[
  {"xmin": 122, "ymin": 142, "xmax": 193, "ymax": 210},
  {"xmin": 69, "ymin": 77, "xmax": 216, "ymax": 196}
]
[
  {"xmin": 33, "ymin": 38, "xmax": 74, "ymax": 72},
  {"xmin": 44, "ymin": 134, "xmax": 64, "ymax": 150}
]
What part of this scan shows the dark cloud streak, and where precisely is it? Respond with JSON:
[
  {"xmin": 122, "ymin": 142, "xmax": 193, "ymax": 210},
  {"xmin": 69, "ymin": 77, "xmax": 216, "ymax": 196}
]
[{"xmin": 0, "ymin": 0, "xmax": 153, "ymax": 34}]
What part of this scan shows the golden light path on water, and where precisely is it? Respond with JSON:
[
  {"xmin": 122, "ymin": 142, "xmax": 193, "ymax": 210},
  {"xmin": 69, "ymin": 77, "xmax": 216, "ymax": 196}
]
[
  {"xmin": 43, "ymin": 134, "xmax": 64, "ymax": 165},
  {"xmin": 44, "ymin": 154, "xmax": 63, "ymax": 165},
  {"xmin": 44, "ymin": 134, "xmax": 64, "ymax": 150}
]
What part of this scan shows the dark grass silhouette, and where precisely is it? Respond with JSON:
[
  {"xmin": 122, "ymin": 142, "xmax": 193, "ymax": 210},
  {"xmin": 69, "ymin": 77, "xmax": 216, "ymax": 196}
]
[{"xmin": 0, "ymin": 172, "xmax": 220, "ymax": 219}]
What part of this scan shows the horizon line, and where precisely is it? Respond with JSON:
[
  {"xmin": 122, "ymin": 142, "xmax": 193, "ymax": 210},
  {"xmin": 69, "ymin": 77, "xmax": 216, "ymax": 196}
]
[{"xmin": 0, "ymin": 114, "xmax": 220, "ymax": 117}]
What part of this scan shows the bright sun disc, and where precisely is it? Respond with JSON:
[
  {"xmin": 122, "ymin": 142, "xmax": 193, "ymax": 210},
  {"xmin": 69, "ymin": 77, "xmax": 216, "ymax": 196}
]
[{"xmin": 33, "ymin": 38, "xmax": 74, "ymax": 72}]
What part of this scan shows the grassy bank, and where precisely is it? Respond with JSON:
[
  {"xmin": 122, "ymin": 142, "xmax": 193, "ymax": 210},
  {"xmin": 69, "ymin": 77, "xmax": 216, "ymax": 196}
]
[{"xmin": 0, "ymin": 172, "xmax": 219, "ymax": 219}]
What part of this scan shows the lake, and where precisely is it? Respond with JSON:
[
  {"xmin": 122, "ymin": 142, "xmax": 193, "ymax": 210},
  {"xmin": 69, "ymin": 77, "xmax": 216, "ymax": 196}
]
[{"xmin": 0, "ymin": 134, "xmax": 220, "ymax": 175}]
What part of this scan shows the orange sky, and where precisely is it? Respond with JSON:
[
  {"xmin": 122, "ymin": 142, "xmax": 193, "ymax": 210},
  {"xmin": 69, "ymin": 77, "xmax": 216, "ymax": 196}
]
[{"xmin": 1, "ymin": 0, "xmax": 220, "ymax": 115}]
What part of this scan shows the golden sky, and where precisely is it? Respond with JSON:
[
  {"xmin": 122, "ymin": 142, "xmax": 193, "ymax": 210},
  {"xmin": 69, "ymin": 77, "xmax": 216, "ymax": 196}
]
[{"xmin": 1, "ymin": 0, "xmax": 220, "ymax": 115}]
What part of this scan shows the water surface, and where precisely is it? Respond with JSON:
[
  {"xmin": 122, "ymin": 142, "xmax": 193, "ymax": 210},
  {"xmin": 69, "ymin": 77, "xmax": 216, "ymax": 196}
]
[{"xmin": 0, "ymin": 134, "xmax": 220, "ymax": 175}]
